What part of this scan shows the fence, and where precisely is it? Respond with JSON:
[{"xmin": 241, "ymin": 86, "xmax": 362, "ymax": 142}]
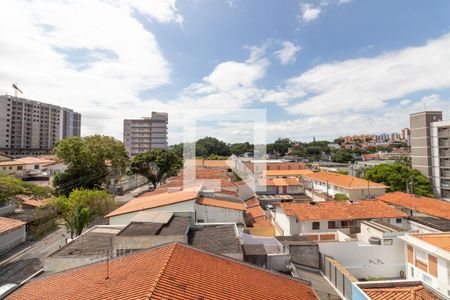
[{"xmin": 322, "ymin": 255, "xmax": 357, "ymax": 300}]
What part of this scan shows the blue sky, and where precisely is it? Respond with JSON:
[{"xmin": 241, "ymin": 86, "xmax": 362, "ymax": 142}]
[{"xmin": 1, "ymin": 0, "xmax": 450, "ymax": 144}]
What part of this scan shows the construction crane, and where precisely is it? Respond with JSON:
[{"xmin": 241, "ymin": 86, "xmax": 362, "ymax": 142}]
[{"xmin": 12, "ymin": 83, "xmax": 23, "ymax": 97}]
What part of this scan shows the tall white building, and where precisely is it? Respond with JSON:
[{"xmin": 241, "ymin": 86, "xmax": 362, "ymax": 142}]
[
  {"xmin": 123, "ymin": 112, "xmax": 168, "ymax": 156},
  {"xmin": 410, "ymin": 110, "xmax": 450, "ymax": 200},
  {"xmin": 0, "ymin": 95, "xmax": 81, "ymax": 157}
]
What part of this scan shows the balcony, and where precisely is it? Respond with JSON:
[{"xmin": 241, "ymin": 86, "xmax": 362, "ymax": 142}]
[{"xmin": 438, "ymin": 130, "xmax": 450, "ymax": 138}]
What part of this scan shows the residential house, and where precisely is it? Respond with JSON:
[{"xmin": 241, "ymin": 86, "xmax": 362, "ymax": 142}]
[
  {"xmin": 302, "ymin": 172, "xmax": 387, "ymax": 201},
  {"xmin": 262, "ymin": 169, "xmax": 313, "ymax": 180},
  {"xmin": 399, "ymin": 233, "xmax": 450, "ymax": 297},
  {"xmin": 0, "ymin": 157, "xmax": 55, "ymax": 177},
  {"xmin": 274, "ymin": 200, "xmax": 406, "ymax": 238},
  {"xmin": 353, "ymin": 280, "xmax": 444, "ymax": 299},
  {"xmin": 257, "ymin": 178, "xmax": 304, "ymax": 195},
  {"xmin": 0, "ymin": 217, "xmax": 26, "ymax": 254},
  {"xmin": 195, "ymin": 195, "xmax": 246, "ymax": 224},
  {"xmin": 5, "ymin": 243, "xmax": 318, "ymax": 300}
]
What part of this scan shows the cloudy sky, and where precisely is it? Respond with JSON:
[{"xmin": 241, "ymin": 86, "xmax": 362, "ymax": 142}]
[{"xmin": 1, "ymin": 0, "xmax": 450, "ymax": 144}]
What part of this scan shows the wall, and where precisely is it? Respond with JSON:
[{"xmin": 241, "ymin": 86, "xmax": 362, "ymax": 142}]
[
  {"xmin": 108, "ymin": 200, "xmax": 196, "ymax": 225},
  {"xmin": 195, "ymin": 204, "xmax": 244, "ymax": 224},
  {"xmin": 113, "ymin": 235, "xmax": 187, "ymax": 252},
  {"xmin": 323, "ymin": 256, "xmax": 357, "ymax": 300},
  {"xmin": 266, "ymin": 253, "xmax": 291, "ymax": 272},
  {"xmin": 274, "ymin": 206, "xmax": 294, "ymax": 235},
  {"xmin": 45, "ymin": 256, "xmax": 106, "ymax": 273},
  {"xmin": 288, "ymin": 243, "xmax": 320, "ymax": 268},
  {"xmin": 319, "ymin": 238, "xmax": 405, "ymax": 279},
  {"xmin": 0, "ymin": 202, "xmax": 15, "ymax": 216},
  {"xmin": 0, "ymin": 225, "xmax": 26, "ymax": 254}
]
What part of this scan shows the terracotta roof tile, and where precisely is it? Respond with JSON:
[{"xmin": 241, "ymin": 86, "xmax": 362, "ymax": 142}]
[
  {"xmin": 362, "ymin": 284, "xmax": 441, "ymax": 300},
  {"xmin": 6, "ymin": 243, "xmax": 317, "ymax": 300},
  {"xmin": 303, "ymin": 172, "xmax": 387, "ymax": 189},
  {"xmin": 197, "ymin": 196, "xmax": 246, "ymax": 211},
  {"xmin": 106, "ymin": 190, "xmax": 199, "ymax": 218},
  {"xmin": 413, "ymin": 233, "xmax": 450, "ymax": 252},
  {"xmin": 280, "ymin": 200, "xmax": 406, "ymax": 221},
  {"xmin": 377, "ymin": 192, "xmax": 450, "ymax": 220},
  {"xmin": 258, "ymin": 178, "xmax": 301, "ymax": 186},
  {"xmin": 244, "ymin": 196, "xmax": 260, "ymax": 208},
  {"xmin": 0, "ymin": 217, "xmax": 26, "ymax": 234},
  {"xmin": 246, "ymin": 206, "xmax": 265, "ymax": 219}
]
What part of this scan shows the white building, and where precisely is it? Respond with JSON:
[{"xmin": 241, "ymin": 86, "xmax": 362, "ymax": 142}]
[
  {"xmin": 274, "ymin": 200, "xmax": 406, "ymax": 239},
  {"xmin": 0, "ymin": 217, "xmax": 26, "ymax": 254},
  {"xmin": 302, "ymin": 172, "xmax": 387, "ymax": 201},
  {"xmin": 0, "ymin": 156, "xmax": 55, "ymax": 177},
  {"xmin": 399, "ymin": 233, "xmax": 450, "ymax": 297}
]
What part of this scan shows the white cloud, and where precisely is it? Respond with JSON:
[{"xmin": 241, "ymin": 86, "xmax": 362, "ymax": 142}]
[
  {"xmin": 277, "ymin": 33, "xmax": 450, "ymax": 116},
  {"xmin": 0, "ymin": 0, "xmax": 181, "ymax": 137},
  {"xmin": 275, "ymin": 41, "xmax": 301, "ymax": 65},
  {"xmin": 300, "ymin": 3, "xmax": 321, "ymax": 22}
]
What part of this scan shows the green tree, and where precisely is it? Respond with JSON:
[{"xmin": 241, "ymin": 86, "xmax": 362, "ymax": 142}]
[
  {"xmin": 230, "ymin": 142, "xmax": 253, "ymax": 156},
  {"xmin": 331, "ymin": 150, "xmax": 354, "ymax": 163},
  {"xmin": 394, "ymin": 156, "xmax": 412, "ymax": 168},
  {"xmin": 51, "ymin": 189, "xmax": 115, "ymax": 238},
  {"xmin": 130, "ymin": 149, "xmax": 183, "ymax": 188},
  {"xmin": 364, "ymin": 163, "xmax": 432, "ymax": 197},
  {"xmin": 53, "ymin": 135, "xmax": 129, "ymax": 195},
  {"xmin": 267, "ymin": 138, "xmax": 293, "ymax": 156},
  {"xmin": 195, "ymin": 137, "xmax": 231, "ymax": 157},
  {"xmin": 0, "ymin": 175, "xmax": 53, "ymax": 205},
  {"xmin": 334, "ymin": 193, "xmax": 349, "ymax": 201}
]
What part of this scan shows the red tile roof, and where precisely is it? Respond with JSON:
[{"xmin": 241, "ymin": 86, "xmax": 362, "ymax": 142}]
[
  {"xmin": 0, "ymin": 217, "xmax": 26, "ymax": 235},
  {"xmin": 105, "ymin": 190, "xmax": 199, "ymax": 218},
  {"xmin": 279, "ymin": 200, "xmax": 406, "ymax": 221},
  {"xmin": 264, "ymin": 169, "xmax": 314, "ymax": 176},
  {"xmin": 246, "ymin": 205, "xmax": 266, "ymax": 219},
  {"xmin": 259, "ymin": 178, "xmax": 301, "ymax": 186},
  {"xmin": 303, "ymin": 172, "xmax": 387, "ymax": 189},
  {"xmin": 377, "ymin": 192, "xmax": 450, "ymax": 220},
  {"xmin": 413, "ymin": 233, "xmax": 450, "ymax": 252},
  {"xmin": 6, "ymin": 243, "xmax": 317, "ymax": 300},
  {"xmin": 362, "ymin": 284, "xmax": 441, "ymax": 300},
  {"xmin": 244, "ymin": 196, "xmax": 260, "ymax": 208},
  {"xmin": 197, "ymin": 196, "xmax": 246, "ymax": 211}
]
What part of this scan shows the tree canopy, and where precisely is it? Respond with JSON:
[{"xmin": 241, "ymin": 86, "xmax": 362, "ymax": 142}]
[
  {"xmin": 0, "ymin": 175, "xmax": 53, "ymax": 205},
  {"xmin": 129, "ymin": 149, "xmax": 183, "ymax": 188},
  {"xmin": 51, "ymin": 189, "xmax": 115, "ymax": 238},
  {"xmin": 364, "ymin": 163, "xmax": 432, "ymax": 197},
  {"xmin": 53, "ymin": 135, "xmax": 129, "ymax": 195}
]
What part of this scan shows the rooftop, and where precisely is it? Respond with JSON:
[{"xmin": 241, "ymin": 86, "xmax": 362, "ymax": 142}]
[
  {"xmin": 0, "ymin": 217, "xmax": 26, "ymax": 235},
  {"xmin": 278, "ymin": 200, "xmax": 406, "ymax": 221},
  {"xmin": 117, "ymin": 216, "xmax": 190, "ymax": 237},
  {"xmin": 258, "ymin": 178, "xmax": 301, "ymax": 186},
  {"xmin": 0, "ymin": 157, "xmax": 54, "ymax": 166},
  {"xmin": 188, "ymin": 225, "xmax": 241, "ymax": 254},
  {"xmin": 196, "ymin": 196, "xmax": 246, "ymax": 211},
  {"xmin": 414, "ymin": 233, "xmax": 450, "ymax": 252},
  {"xmin": 5, "ymin": 243, "xmax": 318, "ymax": 300},
  {"xmin": 358, "ymin": 281, "xmax": 443, "ymax": 300},
  {"xmin": 105, "ymin": 189, "xmax": 199, "ymax": 218},
  {"xmin": 303, "ymin": 172, "xmax": 387, "ymax": 189},
  {"xmin": 263, "ymin": 169, "xmax": 314, "ymax": 176},
  {"xmin": 408, "ymin": 216, "xmax": 450, "ymax": 232},
  {"xmin": 377, "ymin": 192, "xmax": 450, "ymax": 220}
]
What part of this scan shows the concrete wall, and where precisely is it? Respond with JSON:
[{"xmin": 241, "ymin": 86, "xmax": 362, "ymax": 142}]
[
  {"xmin": 274, "ymin": 206, "xmax": 294, "ymax": 235},
  {"xmin": 0, "ymin": 202, "xmax": 15, "ymax": 216},
  {"xmin": 319, "ymin": 238, "xmax": 405, "ymax": 279},
  {"xmin": 289, "ymin": 244, "xmax": 320, "ymax": 268},
  {"xmin": 266, "ymin": 253, "xmax": 291, "ymax": 272},
  {"xmin": 0, "ymin": 225, "xmax": 26, "ymax": 254},
  {"xmin": 114, "ymin": 235, "xmax": 187, "ymax": 253},
  {"xmin": 195, "ymin": 204, "xmax": 244, "ymax": 224},
  {"xmin": 45, "ymin": 256, "xmax": 106, "ymax": 273}
]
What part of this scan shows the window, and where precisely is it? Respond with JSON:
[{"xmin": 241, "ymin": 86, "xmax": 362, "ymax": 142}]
[
  {"xmin": 312, "ymin": 222, "xmax": 320, "ymax": 230},
  {"xmin": 383, "ymin": 239, "xmax": 393, "ymax": 245},
  {"xmin": 396, "ymin": 218, "xmax": 402, "ymax": 224},
  {"xmin": 410, "ymin": 266, "xmax": 414, "ymax": 277},
  {"xmin": 34, "ymin": 164, "xmax": 39, "ymax": 170},
  {"xmin": 422, "ymin": 274, "xmax": 432, "ymax": 285},
  {"xmin": 341, "ymin": 220, "xmax": 349, "ymax": 228},
  {"xmin": 17, "ymin": 166, "xmax": 23, "ymax": 170},
  {"xmin": 328, "ymin": 221, "xmax": 336, "ymax": 229},
  {"xmin": 415, "ymin": 249, "xmax": 427, "ymax": 263}
]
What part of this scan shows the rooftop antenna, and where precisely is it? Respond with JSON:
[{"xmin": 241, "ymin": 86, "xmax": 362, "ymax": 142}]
[{"xmin": 12, "ymin": 83, "xmax": 23, "ymax": 97}]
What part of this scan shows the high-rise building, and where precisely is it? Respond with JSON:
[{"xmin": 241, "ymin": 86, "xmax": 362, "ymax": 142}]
[
  {"xmin": 123, "ymin": 112, "xmax": 168, "ymax": 156},
  {"xmin": 408, "ymin": 111, "xmax": 450, "ymax": 200},
  {"xmin": 430, "ymin": 118, "xmax": 450, "ymax": 200},
  {"xmin": 0, "ymin": 95, "xmax": 81, "ymax": 157},
  {"xmin": 401, "ymin": 128, "xmax": 410, "ymax": 146}
]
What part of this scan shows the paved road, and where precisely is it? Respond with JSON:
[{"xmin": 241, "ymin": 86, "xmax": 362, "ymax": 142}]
[
  {"xmin": 115, "ymin": 183, "xmax": 151, "ymax": 204},
  {"xmin": 0, "ymin": 226, "xmax": 68, "ymax": 285}
]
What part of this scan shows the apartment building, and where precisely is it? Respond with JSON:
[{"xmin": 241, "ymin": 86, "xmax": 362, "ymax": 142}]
[
  {"xmin": 0, "ymin": 95, "xmax": 81, "ymax": 157},
  {"xmin": 410, "ymin": 111, "xmax": 450, "ymax": 200},
  {"xmin": 123, "ymin": 112, "xmax": 168, "ymax": 156}
]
